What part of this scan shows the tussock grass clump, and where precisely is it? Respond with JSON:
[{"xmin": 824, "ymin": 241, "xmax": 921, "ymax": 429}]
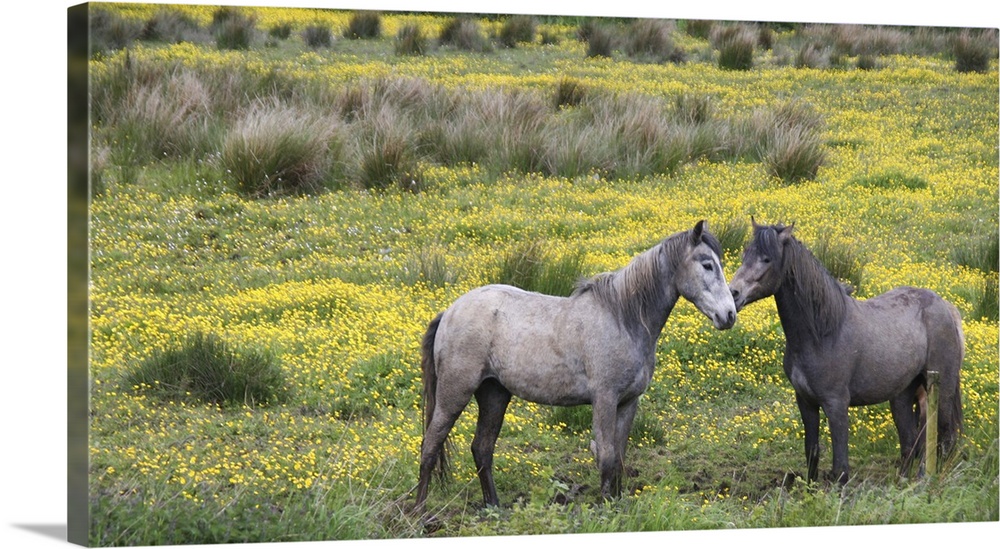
[
  {"xmin": 354, "ymin": 108, "xmax": 424, "ymax": 192},
  {"xmin": 953, "ymin": 230, "xmax": 999, "ymax": 274},
  {"xmin": 212, "ymin": 8, "xmax": 256, "ymax": 50},
  {"xmin": 954, "ymin": 29, "xmax": 997, "ymax": 74},
  {"xmin": 713, "ymin": 24, "xmax": 757, "ymax": 70},
  {"xmin": 583, "ymin": 24, "xmax": 615, "ymax": 58},
  {"xmin": 554, "ymin": 76, "xmax": 588, "ymax": 108},
  {"xmin": 401, "ymin": 246, "xmax": 457, "ymax": 288},
  {"xmin": 831, "ymin": 24, "xmax": 907, "ymax": 57},
  {"xmin": 685, "ymin": 19, "xmax": 714, "ymax": 40},
  {"xmin": 970, "ymin": 274, "xmax": 999, "ymax": 322},
  {"xmin": 795, "ymin": 42, "xmax": 829, "ymax": 69},
  {"xmin": 625, "ymin": 19, "xmax": 683, "ymax": 63},
  {"xmin": 439, "ymin": 17, "xmax": 492, "ymax": 52},
  {"xmin": 395, "ymin": 23, "xmax": 428, "ymax": 56},
  {"xmin": 713, "ymin": 217, "xmax": 749, "ymax": 259},
  {"xmin": 221, "ymin": 102, "xmax": 340, "ymax": 196},
  {"xmin": 498, "ymin": 15, "xmax": 536, "ymax": 47},
  {"xmin": 123, "ymin": 332, "xmax": 286, "ymax": 407},
  {"xmin": 268, "ymin": 22, "xmax": 293, "ymax": 40},
  {"xmin": 536, "ymin": 248, "xmax": 589, "ymax": 297},
  {"xmin": 140, "ymin": 7, "xmax": 205, "ymax": 44},
  {"xmin": 495, "ymin": 240, "xmax": 588, "ymax": 297},
  {"xmin": 856, "ymin": 54, "xmax": 879, "ymax": 71},
  {"xmin": 739, "ymin": 99, "xmax": 826, "ymax": 182},
  {"xmin": 540, "ymin": 29, "xmax": 561, "ymax": 46},
  {"xmin": 344, "ymin": 11, "xmax": 381, "ymax": 40},
  {"xmin": 497, "ymin": 240, "xmax": 545, "ymax": 291},
  {"xmin": 89, "ymin": 8, "xmax": 144, "ymax": 53},
  {"xmin": 672, "ymin": 93, "xmax": 714, "ymax": 125},
  {"xmin": 810, "ymin": 234, "xmax": 866, "ymax": 293},
  {"xmin": 302, "ymin": 24, "xmax": 333, "ymax": 49},
  {"xmin": 102, "ymin": 67, "xmax": 219, "ymax": 165},
  {"xmin": 763, "ymin": 124, "xmax": 827, "ymax": 183}
]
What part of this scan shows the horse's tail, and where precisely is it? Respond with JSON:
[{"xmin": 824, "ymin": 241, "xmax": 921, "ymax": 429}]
[
  {"xmin": 933, "ymin": 301, "xmax": 965, "ymax": 457},
  {"xmin": 421, "ymin": 312, "xmax": 450, "ymax": 479},
  {"xmin": 946, "ymin": 304, "xmax": 965, "ymax": 438}
]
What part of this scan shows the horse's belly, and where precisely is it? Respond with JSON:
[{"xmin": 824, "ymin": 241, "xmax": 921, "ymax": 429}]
[{"xmin": 495, "ymin": 367, "xmax": 591, "ymax": 406}]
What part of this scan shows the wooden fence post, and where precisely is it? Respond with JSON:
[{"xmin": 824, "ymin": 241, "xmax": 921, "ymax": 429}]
[{"xmin": 926, "ymin": 370, "xmax": 940, "ymax": 477}]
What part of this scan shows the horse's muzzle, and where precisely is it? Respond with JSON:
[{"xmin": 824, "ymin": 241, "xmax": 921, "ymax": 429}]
[{"xmin": 715, "ymin": 309, "xmax": 737, "ymax": 330}]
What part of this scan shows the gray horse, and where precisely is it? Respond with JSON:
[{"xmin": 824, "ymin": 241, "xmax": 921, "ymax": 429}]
[
  {"xmin": 728, "ymin": 219, "xmax": 964, "ymax": 483},
  {"xmin": 414, "ymin": 220, "xmax": 737, "ymax": 511}
]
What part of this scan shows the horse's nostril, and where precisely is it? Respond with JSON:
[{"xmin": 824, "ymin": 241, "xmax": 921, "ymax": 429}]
[
  {"xmin": 728, "ymin": 310, "xmax": 736, "ymax": 324},
  {"xmin": 731, "ymin": 289, "xmax": 740, "ymax": 299}
]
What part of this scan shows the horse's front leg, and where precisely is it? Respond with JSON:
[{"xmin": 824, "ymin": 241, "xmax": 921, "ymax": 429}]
[
  {"xmin": 796, "ymin": 392, "xmax": 821, "ymax": 483},
  {"xmin": 591, "ymin": 396, "xmax": 623, "ymax": 499},
  {"xmin": 824, "ymin": 399, "xmax": 851, "ymax": 484}
]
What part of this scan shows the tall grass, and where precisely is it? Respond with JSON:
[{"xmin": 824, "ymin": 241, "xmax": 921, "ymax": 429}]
[
  {"xmin": 345, "ymin": 11, "xmax": 381, "ymax": 39},
  {"xmin": 954, "ymin": 29, "xmax": 997, "ymax": 74},
  {"xmin": 89, "ymin": 7, "xmax": 143, "ymax": 53},
  {"xmin": 438, "ymin": 17, "xmax": 492, "ymax": 52},
  {"xmin": 221, "ymin": 102, "xmax": 341, "ymax": 196},
  {"xmin": 714, "ymin": 24, "xmax": 757, "ymax": 70},
  {"xmin": 554, "ymin": 76, "xmax": 588, "ymax": 108},
  {"xmin": 810, "ymin": 234, "xmax": 866, "ymax": 293},
  {"xmin": 303, "ymin": 23, "xmax": 333, "ymax": 49},
  {"xmin": 91, "ymin": 54, "xmax": 828, "ymax": 195},
  {"xmin": 625, "ymin": 19, "xmax": 682, "ymax": 63},
  {"xmin": 395, "ymin": 23, "xmax": 428, "ymax": 56},
  {"xmin": 140, "ymin": 7, "xmax": 205, "ymax": 44},
  {"xmin": 212, "ymin": 8, "xmax": 256, "ymax": 50},
  {"xmin": 495, "ymin": 240, "xmax": 588, "ymax": 297},
  {"xmin": 498, "ymin": 15, "xmax": 537, "ymax": 48},
  {"xmin": 583, "ymin": 23, "xmax": 615, "ymax": 58},
  {"xmin": 122, "ymin": 331, "xmax": 287, "ymax": 407}
]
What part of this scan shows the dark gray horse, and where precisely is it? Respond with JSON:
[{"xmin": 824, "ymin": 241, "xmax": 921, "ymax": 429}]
[
  {"xmin": 728, "ymin": 219, "xmax": 964, "ymax": 483},
  {"xmin": 414, "ymin": 221, "xmax": 737, "ymax": 511}
]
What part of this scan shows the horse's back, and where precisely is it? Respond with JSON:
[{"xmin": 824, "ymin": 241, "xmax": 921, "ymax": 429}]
[{"xmin": 840, "ymin": 286, "xmax": 961, "ymax": 405}]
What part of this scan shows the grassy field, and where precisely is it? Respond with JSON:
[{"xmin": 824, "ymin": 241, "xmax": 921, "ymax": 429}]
[{"xmin": 84, "ymin": 4, "xmax": 998, "ymax": 546}]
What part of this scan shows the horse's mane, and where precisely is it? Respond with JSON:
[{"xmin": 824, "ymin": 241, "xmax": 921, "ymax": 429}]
[
  {"xmin": 753, "ymin": 225, "xmax": 849, "ymax": 340},
  {"xmin": 572, "ymin": 228, "xmax": 721, "ymax": 331}
]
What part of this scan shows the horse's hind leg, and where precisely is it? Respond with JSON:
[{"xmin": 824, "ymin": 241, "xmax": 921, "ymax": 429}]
[
  {"xmin": 415, "ymin": 384, "xmax": 475, "ymax": 512},
  {"xmin": 472, "ymin": 378, "xmax": 511, "ymax": 507},
  {"xmin": 889, "ymin": 379, "xmax": 922, "ymax": 476}
]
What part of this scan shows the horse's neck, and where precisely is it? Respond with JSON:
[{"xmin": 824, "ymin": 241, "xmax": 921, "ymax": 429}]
[
  {"xmin": 614, "ymin": 259, "xmax": 679, "ymax": 347},
  {"xmin": 774, "ymin": 244, "xmax": 848, "ymax": 347},
  {"xmin": 639, "ymin": 284, "xmax": 678, "ymax": 343}
]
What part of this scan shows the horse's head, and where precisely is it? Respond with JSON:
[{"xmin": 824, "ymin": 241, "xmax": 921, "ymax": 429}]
[
  {"xmin": 729, "ymin": 217, "xmax": 793, "ymax": 311},
  {"xmin": 674, "ymin": 220, "xmax": 737, "ymax": 330}
]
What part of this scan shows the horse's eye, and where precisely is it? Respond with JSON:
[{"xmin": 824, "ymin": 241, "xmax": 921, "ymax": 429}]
[
  {"xmin": 761, "ymin": 256, "xmax": 771, "ymax": 264},
  {"xmin": 702, "ymin": 262, "xmax": 714, "ymax": 272}
]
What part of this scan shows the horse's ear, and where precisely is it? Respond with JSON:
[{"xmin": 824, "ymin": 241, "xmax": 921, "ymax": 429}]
[
  {"xmin": 692, "ymin": 220, "xmax": 706, "ymax": 243},
  {"xmin": 776, "ymin": 222, "xmax": 795, "ymax": 242}
]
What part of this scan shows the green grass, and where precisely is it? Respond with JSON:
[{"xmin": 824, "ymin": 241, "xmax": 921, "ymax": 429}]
[
  {"xmin": 122, "ymin": 331, "xmax": 287, "ymax": 407},
  {"xmin": 84, "ymin": 6, "xmax": 998, "ymax": 546}
]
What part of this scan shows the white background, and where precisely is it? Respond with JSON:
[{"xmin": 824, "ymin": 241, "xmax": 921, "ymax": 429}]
[{"xmin": 2, "ymin": 1, "xmax": 997, "ymax": 548}]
